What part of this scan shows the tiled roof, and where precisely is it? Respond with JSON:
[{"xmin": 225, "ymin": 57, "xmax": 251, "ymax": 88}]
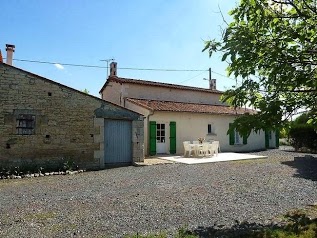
[
  {"xmin": 126, "ymin": 98, "xmax": 256, "ymax": 115},
  {"xmin": 99, "ymin": 76, "xmax": 223, "ymax": 94}
]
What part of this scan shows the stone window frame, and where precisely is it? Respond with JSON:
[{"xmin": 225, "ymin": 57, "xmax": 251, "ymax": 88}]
[{"xmin": 16, "ymin": 114, "xmax": 36, "ymax": 135}]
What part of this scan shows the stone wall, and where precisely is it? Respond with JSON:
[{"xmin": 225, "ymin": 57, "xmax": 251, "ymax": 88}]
[
  {"xmin": 0, "ymin": 64, "xmax": 144, "ymax": 169},
  {"xmin": 132, "ymin": 120, "xmax": 144, "ymax": 162}
]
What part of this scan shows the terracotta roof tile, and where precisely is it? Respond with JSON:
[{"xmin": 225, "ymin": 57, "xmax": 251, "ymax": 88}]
[
  {"xmin": 126, "ymin": 98, "xmax": 256, "ymax": 115},
  {"xmin": 100, "ymin": 76, "xmax": 223, "ymax": 94}
]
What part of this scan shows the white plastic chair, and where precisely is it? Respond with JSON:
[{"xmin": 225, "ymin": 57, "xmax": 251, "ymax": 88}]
[
  {"xmin": 209, "ymin": 141, "xmax": 219, "ymax": 156},
  {"xmin": 212, "ymin": 141, "xmax": 220, "ymax": 153},
  {"xmin": 197, "ymin": 143, "xmax": 209, "ymax": 157},
  {"xmin": 183, "ymin": 141, "xmax": 194, "ymax": 157},
  {"xmin": 203, "ymin": 142, "xmax": 212, "ymax": 157}
]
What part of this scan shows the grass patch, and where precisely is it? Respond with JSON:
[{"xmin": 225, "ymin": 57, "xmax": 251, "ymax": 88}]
[
  {"xmin": 50, "ymin": 223, "xmax": 77, "ymax": 233},
  {"xmin": 25, "ymin": 211, "xmax": 56, "ymax": 222},
  {"xmin": 127, "ymin": 209, "xmax": 317, "ymax": 238}
]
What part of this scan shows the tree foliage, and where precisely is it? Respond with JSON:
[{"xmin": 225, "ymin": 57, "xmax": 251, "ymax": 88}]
[
  {"xmin": 204, "ymin": 0, "xmax": 317, "ymax": 136},
  {"xmin": 82, "ymin": 88, "xmax": 90, "ymax": 94},
  {"xmin": 293, "ymin": 112, "xmax": 311, "ymax": 125},
  {"xmin": 289, "ymin": 124, "xmax": 317, "ymax": 151}
]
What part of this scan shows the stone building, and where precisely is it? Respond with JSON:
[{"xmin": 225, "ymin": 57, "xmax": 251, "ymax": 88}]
[{"xmin": 0, "ymin": 46, "xmax": 144, "ymax": 169}]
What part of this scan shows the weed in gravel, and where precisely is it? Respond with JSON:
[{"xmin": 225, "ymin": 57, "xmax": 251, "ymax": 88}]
[
  {"xmin": 125, "ymin": 233, "xmax": 167, "ymax": 238},
  {"xmin": 126, "ymin": 210, "xmax": 317, "ymax": 238},
  {"xmin": 126, "ymin": 226, "xmax": 197, "ymax": 238},
  {"xmin": 49, "ymin": 223, "xmax": 78, "ymax": 234},
  {"xmin": 25, "ymin": 211, "xmax": 56, "ymax": 222}
]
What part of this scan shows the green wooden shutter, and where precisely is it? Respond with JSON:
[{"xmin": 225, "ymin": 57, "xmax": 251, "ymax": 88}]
[
  {"xmin": 275, "ymin": 129, "xmax": 280, "ymax": 148},
  {"xmin": 149, "ymin": 121, "xmax": 156, "ymax": 156},
  {"xmin": 243, "ymin": 135, "xmax": 248, "ymax": 145},
  {"xmin": 169, "ymin": 121, "xmax": 176, "ymax": 154},
  {"xmin": 229, "ymin": 123, "xmax": 235, "ymax": 145},
  {"xmin": 265, "ymin": 129, "xmax": 269, "ymax": 149}
]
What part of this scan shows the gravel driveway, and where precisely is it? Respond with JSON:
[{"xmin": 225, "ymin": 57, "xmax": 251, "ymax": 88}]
[{"xmin": 0, "ymin": 149, "xmax": 316, "ymax": 237}]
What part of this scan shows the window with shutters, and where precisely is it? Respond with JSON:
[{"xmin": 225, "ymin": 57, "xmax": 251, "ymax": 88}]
[
  {"xmin": 234, "ymin": 129, "xmax": 242, "ymax": 145},
  {"xmin": 16, "ymin": 114, "xmax": 36, "ymax": 135},
  {"xmin": 229, "ymin": 123, "xmax": 247, "ymax": 145}
]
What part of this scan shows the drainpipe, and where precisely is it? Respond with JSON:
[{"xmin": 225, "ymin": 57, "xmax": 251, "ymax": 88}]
[{"xmin": 146, "ymin": 110, "xmax": 155, "ymax": 156}]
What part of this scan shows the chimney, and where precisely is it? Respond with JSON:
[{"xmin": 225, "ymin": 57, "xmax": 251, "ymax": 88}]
[
  {"xmin": 209, "ymin": 78, "xmax": 216, "ymax": 90},
  {"xmin": 110, "ymin": 62, "xmax": 117, "ymax": 76},
  {"xmin": 0, "ymin": 50, "xmax": 3, "ymax": 63},
  {"xmin": 6, "ymin": 44, "xmax": 15, "ymax": 66}
]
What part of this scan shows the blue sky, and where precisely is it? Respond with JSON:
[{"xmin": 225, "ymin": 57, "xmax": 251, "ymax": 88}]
[{"xmin": 1, "ymin": 0, "xmax": 238, "ymax": 97}]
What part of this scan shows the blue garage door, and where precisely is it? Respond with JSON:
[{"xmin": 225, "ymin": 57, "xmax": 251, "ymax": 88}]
[{"xmin": 104, "ymin": 119, "xmax": 132, "ymax": 164}]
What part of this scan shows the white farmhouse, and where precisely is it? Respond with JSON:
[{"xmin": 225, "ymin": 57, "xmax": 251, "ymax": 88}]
[{"xmin": 100, "ymin": 62, "xmax": 278, "ymax": 156}]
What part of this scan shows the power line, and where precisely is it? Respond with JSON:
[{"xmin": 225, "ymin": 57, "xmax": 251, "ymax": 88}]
[
  {"xmin": 179, "ymin": 71, "xmax": 207, "ymax": 83},
  {"xmin": 6, "ymin": 57, "xmax": 244, "ymax": 85},
  {"xmin": 210, "ymin": 70, "xmax": 244, "ymax": 84},
  {"xmin": 8, "ymin": 58, "xmax": 208, "ymax": 72}
]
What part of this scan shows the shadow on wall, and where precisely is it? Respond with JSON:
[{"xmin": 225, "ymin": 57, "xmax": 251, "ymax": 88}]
[{"xmin": 281, "ymin": 155, "xmax": 317, "ymax": 182}]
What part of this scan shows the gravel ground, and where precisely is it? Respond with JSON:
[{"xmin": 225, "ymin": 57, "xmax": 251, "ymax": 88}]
[{"xmin": 0, "ymin": 149, "xmax": 317, "ymax": 237}]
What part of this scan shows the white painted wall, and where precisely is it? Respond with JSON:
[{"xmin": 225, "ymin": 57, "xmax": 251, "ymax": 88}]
[
  {"xmin": 269, "ymin": 131, "xmax": 277, "ymax": 148},
  {"xmin": 102, "ymin": 81, "xmax": 272, "ymax": 156},
  {"xmin": 133, "ymin": 111, "xmax": 267, "ymax": 156}
]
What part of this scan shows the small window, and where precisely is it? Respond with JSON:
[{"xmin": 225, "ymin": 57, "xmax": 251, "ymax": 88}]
[
  {"xmin": 208, "ymin": 124, "xmax": 212, "ymax": 134},
  {"xmin": 16, "ymin": 114, "xmax": 35, "ymax": 135},
  {"xmin": 208, "ymin": 123, "xmax": 216, "ymax": 135}
]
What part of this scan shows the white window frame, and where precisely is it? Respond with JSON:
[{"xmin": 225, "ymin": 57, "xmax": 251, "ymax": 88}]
[
  {"xmin": 234, "ymin": 129, "xmax": 243, "ymax": 145},
  {"xmin": 156, "ymin": 123, "xmax": 166, "ymax": 143}
]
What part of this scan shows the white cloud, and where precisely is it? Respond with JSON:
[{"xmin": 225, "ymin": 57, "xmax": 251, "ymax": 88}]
[{"xmin": 54, "ymin": 63, "xmax": 64, "ymax": 70}]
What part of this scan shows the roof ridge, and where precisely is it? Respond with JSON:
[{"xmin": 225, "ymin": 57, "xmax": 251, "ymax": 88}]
[
  {"xmin": 126, "ymin": 97, "xmax": 231, "ymax": 107},
  {"xmin": 99, "ymin": 76, "xmax": 223, "ymax": 94},
  {"xmin": 126, "ymin": 97, "xmax": 256, "ymax": 113}
]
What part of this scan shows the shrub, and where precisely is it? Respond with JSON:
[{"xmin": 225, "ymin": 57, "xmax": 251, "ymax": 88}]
[{"xmin": 289, "ymin": 124, "xmax": 317, "ymax": 152}]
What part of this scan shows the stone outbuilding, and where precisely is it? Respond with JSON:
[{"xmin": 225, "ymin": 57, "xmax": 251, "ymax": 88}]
[{"xmin": 0, "ymin": 59, "xmax": 144, "ymax": 170}]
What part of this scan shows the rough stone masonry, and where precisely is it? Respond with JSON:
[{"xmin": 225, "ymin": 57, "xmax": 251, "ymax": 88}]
[{"xmin": 0, "ymin": 63, "xmax": 144, "ymax": 170}]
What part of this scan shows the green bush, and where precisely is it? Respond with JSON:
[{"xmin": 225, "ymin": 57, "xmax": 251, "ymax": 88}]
[
  {"xmin": 289, "ymin": 124, "xmax": 317, "ymax": 152},
  {"xmin": 0, "ymin": 158, "xmax": 80, "ymax": 178},
  {"xmin": 279, "ymin": 127, "xmax": 289, "ymax": 139}
]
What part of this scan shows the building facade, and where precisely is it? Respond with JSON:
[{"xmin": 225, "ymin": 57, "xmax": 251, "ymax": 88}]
[
  {"xmin": 100, "ymin": 62, "xmax": 278, "ymax": 156},
  {"xmin": 0, "ymin": 62, "xmax": 144, "ymax": 169}
]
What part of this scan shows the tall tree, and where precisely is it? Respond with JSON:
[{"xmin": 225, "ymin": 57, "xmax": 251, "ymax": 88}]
[{"xmin": 204, "ymin": 0, "xmax": 317, "ymax": 136}]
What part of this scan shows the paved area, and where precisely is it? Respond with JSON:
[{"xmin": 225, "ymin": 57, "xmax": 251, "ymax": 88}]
[
  {"xmin": 134, "ymin": 157, "xmax": 174, "ymax": 166},
  {"xmin": 156, "ymin": 152, "xmax": 267, "ymax": 164},
  {"xmin": 0, "ymin": 149, "xmax": 316, "ymax": 237}
]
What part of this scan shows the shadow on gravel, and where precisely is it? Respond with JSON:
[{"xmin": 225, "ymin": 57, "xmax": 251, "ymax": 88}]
[
  {"xmin": 181, "ymin": 212, "xmax": 317, "ymax": 238},
  {"xmin": 281, "ymin": 155, "xmax": 317, "ymax": 181}
]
